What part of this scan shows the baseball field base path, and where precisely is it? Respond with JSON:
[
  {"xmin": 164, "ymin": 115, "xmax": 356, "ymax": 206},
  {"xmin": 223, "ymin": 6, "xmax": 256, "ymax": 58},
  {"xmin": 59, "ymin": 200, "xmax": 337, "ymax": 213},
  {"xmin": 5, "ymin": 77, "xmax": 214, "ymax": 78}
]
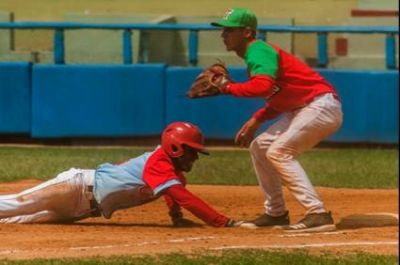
[{"xmin": 0, "ymin": 180, "xmax": 398, "ymax": 260}]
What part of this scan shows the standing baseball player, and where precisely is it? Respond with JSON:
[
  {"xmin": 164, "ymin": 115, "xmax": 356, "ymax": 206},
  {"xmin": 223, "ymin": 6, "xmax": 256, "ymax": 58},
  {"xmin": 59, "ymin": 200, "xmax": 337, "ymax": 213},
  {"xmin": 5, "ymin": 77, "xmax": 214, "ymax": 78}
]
[
  {"xmin": 187, "ymin": 8, "xmax": 343, "ymax": 232},
  {"xmin": 0, "ymin": 122, "xmax": 242, "ymax": 228}
]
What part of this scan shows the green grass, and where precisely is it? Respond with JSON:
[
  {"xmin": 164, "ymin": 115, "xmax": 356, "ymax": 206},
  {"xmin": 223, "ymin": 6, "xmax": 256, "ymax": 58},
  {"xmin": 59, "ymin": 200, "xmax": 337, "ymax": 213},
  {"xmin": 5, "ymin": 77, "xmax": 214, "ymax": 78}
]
[
  {"xmin": 187, "ymin": 148, "xmax": 399, "ymax": 188},
  {"xmin": 0, "ymin": 146, "xmax": 398, "ymax": 188},
  {"xmin": 0, "ymin": 147, "xmax": 145, "ymax": 182},
  {"xmin": 0, "ymin": 250, "xmax": 398, "ymax": 265}
]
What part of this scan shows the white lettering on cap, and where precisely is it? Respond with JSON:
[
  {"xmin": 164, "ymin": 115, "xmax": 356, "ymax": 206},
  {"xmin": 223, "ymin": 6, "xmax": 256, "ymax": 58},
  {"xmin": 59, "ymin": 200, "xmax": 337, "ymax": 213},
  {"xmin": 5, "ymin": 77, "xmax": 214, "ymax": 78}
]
[{"xmin": 223, "ymin": 9, "xmax": 234, "ymax": 20}]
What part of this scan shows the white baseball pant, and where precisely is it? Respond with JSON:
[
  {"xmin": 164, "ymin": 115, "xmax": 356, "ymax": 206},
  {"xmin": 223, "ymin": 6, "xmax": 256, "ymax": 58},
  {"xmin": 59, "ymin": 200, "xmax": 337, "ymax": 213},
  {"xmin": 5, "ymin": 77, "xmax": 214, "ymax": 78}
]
[
  {"xmin": 249, "ymin": 93, "xmax": 343, "ymax": 216},
  {"xmin": 0, "ymin": 168, "xmax": 96, "ymax": 223}
]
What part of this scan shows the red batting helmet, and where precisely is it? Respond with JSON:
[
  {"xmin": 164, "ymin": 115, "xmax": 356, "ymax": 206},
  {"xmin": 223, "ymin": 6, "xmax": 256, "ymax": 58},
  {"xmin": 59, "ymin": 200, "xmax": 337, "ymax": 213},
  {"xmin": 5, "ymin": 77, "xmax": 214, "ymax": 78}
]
[{"xmin": 161, "ymin": 122, "xmax": 209, "ymax": 158}]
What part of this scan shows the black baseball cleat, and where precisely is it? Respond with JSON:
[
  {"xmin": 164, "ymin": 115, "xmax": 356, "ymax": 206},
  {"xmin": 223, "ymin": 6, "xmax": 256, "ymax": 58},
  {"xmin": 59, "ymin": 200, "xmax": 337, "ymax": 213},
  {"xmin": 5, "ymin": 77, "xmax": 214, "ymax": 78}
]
[
  {"xmin": 282, "ymin": 211, "xmax": 336, "ymax": 233},
  {"xmin": 243, "ymin": 211, "xmax": 290, "ymax": 228}
]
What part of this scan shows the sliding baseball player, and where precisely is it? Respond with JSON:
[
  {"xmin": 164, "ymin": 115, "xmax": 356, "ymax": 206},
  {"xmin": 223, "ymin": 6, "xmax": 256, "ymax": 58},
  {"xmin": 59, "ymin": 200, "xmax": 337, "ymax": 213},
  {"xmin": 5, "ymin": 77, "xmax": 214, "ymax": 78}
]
[{"xmin": 0, "ymin": 122, "xmax": 243, "ymax": 228}]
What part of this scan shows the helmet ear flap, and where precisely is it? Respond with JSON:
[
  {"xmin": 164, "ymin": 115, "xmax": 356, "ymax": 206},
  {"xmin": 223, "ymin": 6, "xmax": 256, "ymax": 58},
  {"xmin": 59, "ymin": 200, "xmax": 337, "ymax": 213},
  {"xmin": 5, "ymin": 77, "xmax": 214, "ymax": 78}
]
[
  {"xmin": 161, "ymin": 131, "xmax": 184, "ymax": 158},
  {"xmin": 169, "ymin": 143, "xmax": 184, "ymax": 158}
]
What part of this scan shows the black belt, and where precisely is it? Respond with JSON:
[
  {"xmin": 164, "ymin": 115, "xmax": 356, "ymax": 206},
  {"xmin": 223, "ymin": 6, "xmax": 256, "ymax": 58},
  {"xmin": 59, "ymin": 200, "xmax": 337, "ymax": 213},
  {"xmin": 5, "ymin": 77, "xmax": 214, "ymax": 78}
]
[{"xmin": 87, "ymin": 185, "xmax": 101, "ymax": 217}]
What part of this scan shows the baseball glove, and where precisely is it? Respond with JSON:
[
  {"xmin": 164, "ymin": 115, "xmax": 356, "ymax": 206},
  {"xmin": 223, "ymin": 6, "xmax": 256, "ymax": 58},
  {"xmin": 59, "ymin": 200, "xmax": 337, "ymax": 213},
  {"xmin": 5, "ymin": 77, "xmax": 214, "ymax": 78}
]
[{"xmin": 186, "ymin": 62, "xmax": 232, "ymax": 98}]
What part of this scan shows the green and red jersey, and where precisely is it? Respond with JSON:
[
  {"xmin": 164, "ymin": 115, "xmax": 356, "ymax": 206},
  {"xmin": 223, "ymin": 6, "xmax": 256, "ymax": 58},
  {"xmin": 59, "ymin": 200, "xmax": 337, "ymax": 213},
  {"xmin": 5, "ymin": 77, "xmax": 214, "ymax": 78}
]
[{"xmin": 223, "ymin": 40, "xmax": 339, "ymax": 121}]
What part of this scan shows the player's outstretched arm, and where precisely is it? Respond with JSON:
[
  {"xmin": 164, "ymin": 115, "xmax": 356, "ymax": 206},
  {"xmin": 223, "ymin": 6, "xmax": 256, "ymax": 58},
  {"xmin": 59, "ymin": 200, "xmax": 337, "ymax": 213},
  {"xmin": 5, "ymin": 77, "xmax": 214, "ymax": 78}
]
[{"xmin": 163, "ymin": 184, "xmax": 240, "ymax": 227}]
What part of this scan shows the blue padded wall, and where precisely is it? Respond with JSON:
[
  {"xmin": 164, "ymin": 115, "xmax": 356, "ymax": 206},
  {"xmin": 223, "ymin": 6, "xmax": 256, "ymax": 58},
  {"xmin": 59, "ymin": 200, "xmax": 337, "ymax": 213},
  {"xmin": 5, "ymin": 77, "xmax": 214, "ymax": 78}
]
[
  {"xmin": 1, "ymin": 63, "xmax": 397, "ymax": 143},
  {"xmin": 320, "ymin": 69, "xmax": 398, "ymax": 143},
  {"xmin": 0, "ymin": 62, "xmax": 31, "ymax": 133},
  {"xmin": 31, "ymin": 64, "xmax": 166, "ymax": 137}
]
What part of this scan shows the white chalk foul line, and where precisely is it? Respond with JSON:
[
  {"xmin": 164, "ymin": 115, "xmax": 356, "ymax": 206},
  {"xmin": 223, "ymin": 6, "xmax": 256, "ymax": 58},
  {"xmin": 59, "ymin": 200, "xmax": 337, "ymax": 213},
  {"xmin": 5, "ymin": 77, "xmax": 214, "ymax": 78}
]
[
  {"xmin": 0, "ymin": 250, "xmax": 15, "ymax": 255},
  {"xmin": 69, "ymin": 244, "xmax": 133, "ymax": 251},
  {"xmin": 0, "ymin": 236, "xmax": 217, "ymax": 255},
  {"xmin": 211, "ymin": 240, "xmax": 399, "ymax": 250},
  {"xmin": 2, "ymin": 238, "xmax": 397, "ymax": 256},
  {"xmin": 68, "ymin": 236, "xmax": 217, "ymax": 251},
  {"xmin": 0, "ymin": 236, "xmax": 218, "ymax": 255}
]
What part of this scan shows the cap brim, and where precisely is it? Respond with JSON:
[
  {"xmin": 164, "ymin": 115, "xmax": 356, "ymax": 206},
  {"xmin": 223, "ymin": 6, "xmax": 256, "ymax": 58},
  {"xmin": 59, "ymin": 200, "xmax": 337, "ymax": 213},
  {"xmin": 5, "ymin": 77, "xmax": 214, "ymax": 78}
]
[
  {"xmin": 210, "ymin": 21, "xmax": 224, "ymax": 27},
  {"xmin": 210, "ymin": 20, "xmax": 243, "ymax": 28},
  {"xmin": 198, "ymin": 149, "xmax": 210, "ymax": 156},
  {"xmin": 187, "ymin": 143, "xmax": 210, "ymax": 155}
]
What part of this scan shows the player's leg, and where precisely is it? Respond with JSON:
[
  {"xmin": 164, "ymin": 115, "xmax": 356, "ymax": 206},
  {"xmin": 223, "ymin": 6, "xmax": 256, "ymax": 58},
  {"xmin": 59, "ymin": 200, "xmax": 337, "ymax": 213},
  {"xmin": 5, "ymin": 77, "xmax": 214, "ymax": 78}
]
[
  {"xmin": 247, "ymin": 114, "xmax": 293, "ymax": 226},
  {"xmin": 0, "ymin": 210, "xmax": 57, "ymax": 223},
  {"xmin": 0, "ymin": 168, "xmax": 95, "ymax": 223},
  {"xmin": 0, "ymin": 185, "xmax": 59, "ymax": 221},
  {"xmin": 266, "ymin": 93, "xmax": 342, "ymax": 232}
]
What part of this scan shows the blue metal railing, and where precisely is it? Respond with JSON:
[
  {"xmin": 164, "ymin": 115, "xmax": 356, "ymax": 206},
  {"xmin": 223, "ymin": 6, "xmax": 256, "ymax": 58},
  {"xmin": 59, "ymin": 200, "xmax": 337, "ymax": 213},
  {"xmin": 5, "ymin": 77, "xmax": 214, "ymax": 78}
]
[{"xmin": 0, "ymin": 22, "xmax": 398, "ymax": 68}]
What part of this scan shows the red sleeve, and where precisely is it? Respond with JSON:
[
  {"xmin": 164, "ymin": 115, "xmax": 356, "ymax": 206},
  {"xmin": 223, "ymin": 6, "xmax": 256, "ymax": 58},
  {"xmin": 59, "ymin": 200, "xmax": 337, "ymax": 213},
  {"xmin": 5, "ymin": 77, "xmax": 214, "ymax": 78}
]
[
  {"xmin": 222, "ymin": 74, "xmax": 275, "ymax": 97},
  {"xmin": 143, "ymin": 148, "xmax": 186, "ymax": 194},
  {"xmin": 164, "ymin": 192, "xmax": 183, "ymax": 220},
  {"xmin": 253, "ymin": 103, "xmax": 281, "ymax": 122},
  {"xmin": 163, "ymin": 185, "xmax": 229, "ymax": 227}
]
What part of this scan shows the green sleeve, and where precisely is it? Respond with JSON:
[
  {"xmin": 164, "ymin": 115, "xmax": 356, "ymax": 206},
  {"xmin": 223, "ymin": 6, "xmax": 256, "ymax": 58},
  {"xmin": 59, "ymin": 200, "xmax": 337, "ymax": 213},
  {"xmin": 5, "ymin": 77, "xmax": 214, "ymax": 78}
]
[{"xmin": 245, "ymin": 41, "xmax": 278, "ymax": 78}]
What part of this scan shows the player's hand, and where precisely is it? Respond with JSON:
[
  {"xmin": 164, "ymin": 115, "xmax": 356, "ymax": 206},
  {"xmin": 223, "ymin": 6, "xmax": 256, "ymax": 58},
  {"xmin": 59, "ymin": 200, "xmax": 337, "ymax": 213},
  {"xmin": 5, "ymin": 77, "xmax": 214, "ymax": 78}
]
[
  {"xmin": 235, "ymin": 117, "xmax": 262, "ymax": 147},
  {"xmin": 172, "ymin": 217, "xmax": 201, "ymax": 228}
]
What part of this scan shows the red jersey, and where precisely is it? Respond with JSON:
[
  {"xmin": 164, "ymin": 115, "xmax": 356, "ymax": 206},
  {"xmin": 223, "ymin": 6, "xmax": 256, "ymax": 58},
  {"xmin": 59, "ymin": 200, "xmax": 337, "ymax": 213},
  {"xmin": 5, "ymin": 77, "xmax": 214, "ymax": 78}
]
[
  {"xmin": 224, "ymin": 40, "xmax": 339, "ymax": 121},
  {"xmin": 143, "ymin": 147, "xmax": 229, "ymax": 227}
]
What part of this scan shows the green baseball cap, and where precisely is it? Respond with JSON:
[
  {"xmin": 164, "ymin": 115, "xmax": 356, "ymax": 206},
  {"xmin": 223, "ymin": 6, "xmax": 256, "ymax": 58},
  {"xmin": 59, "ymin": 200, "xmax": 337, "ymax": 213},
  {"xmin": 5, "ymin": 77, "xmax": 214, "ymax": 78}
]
[{"xmin": 211, "ymin": 8, "xmax": 257, "ymax": 30}]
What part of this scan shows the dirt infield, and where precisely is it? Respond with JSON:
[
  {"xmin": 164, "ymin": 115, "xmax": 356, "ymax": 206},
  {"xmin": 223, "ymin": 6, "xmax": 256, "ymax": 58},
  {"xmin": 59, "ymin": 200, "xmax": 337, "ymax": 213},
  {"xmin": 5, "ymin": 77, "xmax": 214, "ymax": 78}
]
[{"xmin": 0, "ymin": 180, "xmax": 398, "ymax": 260}]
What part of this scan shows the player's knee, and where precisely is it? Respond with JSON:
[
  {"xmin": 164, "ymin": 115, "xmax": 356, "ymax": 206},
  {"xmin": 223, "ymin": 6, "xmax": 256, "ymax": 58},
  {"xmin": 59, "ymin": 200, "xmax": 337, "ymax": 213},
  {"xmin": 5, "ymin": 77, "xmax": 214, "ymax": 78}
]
[
  {"xmin": 266, "ymin": 146, "xmax": 292, "ymax": 164},
  {"xmin": 249, "ymin": 137, "xmax": 264, "ymax": 157}
]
